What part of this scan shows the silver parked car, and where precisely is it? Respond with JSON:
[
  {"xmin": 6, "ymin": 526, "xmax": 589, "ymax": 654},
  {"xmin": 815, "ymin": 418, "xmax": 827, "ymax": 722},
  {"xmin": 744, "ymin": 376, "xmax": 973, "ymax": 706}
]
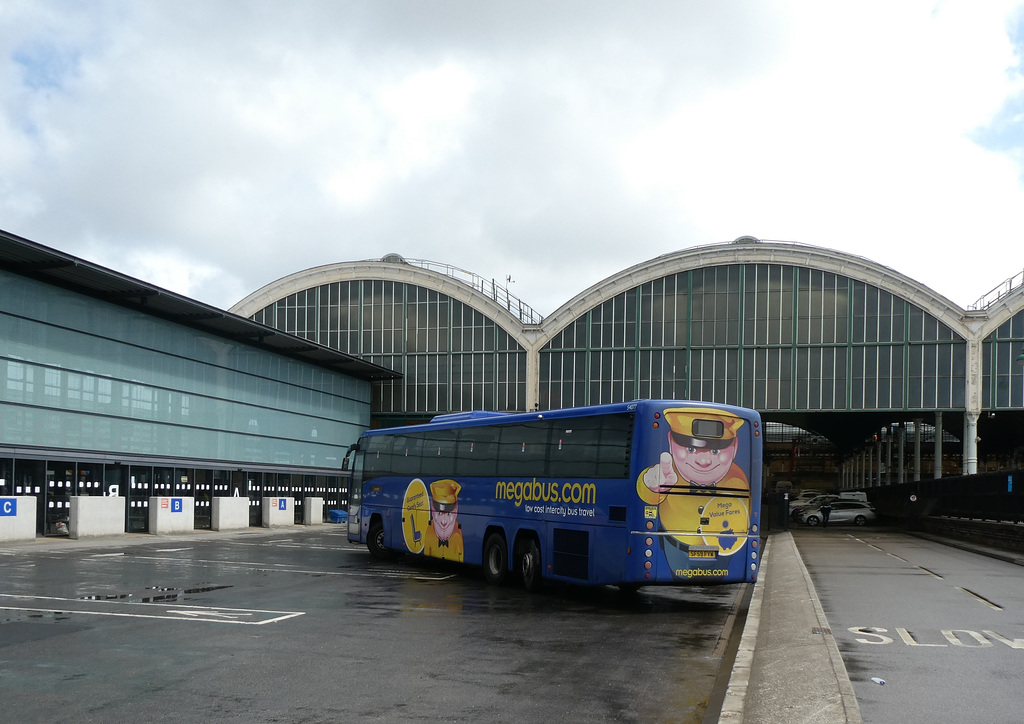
[
  {"xmin": 790, "ymin": 494, "xmax": 839, "ymax": 520},
  {"xmin": 799, "ymin": 501, "xmax": 877, "ymax": 526}
]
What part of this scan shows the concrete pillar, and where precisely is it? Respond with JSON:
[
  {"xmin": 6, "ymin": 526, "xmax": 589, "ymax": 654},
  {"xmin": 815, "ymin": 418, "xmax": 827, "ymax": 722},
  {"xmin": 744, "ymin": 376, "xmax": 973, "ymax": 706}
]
[
  {"xmin": 521, "ymin": 330, "xmax": 543, "ymax": 413},
  {"xmin": 964, "ymin": 411, "xmax": 979, "ymax": 475},
  {"xmin": 884, "ymin": 429, "xmax": 892, "ymax": 485},
  {"xmin": 913, "ymin": 417, "xmax": 922, "ymax": 482},
  {"xmin": 934, "ymin": 411, "xmax": 943, "ymax": 479},
  {"xmin": 876, "ymin": 438, "xmax": 883, "ymax": 488},
  {"xmin": 526, "ymin": 346, "xmax": 541, "ymax": 411},
  {"xmin": 897, "ymin": 423, "xmax": 906, "ymax": 485},
  {"xmin": 963, "ymin": 327, "xmax": 984, "ymax": 475}
]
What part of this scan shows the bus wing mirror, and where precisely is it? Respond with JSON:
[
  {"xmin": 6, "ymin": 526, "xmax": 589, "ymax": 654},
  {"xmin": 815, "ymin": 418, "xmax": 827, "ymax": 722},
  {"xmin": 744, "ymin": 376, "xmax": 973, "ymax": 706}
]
[{"xmin": 342, "ymin": 443, "xmax": 360, "ymax": 470}]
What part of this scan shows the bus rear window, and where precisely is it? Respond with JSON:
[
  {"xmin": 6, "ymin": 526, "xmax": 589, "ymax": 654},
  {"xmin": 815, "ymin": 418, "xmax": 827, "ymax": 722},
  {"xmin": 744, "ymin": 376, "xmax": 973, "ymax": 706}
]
[{"xmin": 691, "ymin": 419, "xmax": 725, "ymax": 439}]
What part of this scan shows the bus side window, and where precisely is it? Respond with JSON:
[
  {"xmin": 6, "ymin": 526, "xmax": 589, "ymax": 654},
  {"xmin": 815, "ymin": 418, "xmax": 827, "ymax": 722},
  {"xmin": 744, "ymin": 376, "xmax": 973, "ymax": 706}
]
[
  {"xmin": 420, "ymin": 429, "xmax": 458, "ymax": 477},
  {"xmin": 390, "ymin": 435, "xmax": 424, "ymax": 476},
  {"xmin": 498, "ymin": 421, "xmax": 551, "ymax": 477},
  {"xmin": 548, "ymin": 414, "xmax": 633, "ymax": 479},
  {"xmin": 595, "ymin": 413, "xmax": 634, "ymax": 478},
  {"xmin": 549, "ymin": 421, "xmax": 596, "ymax": 478},
  {"xmin": 455, "ymin": 428, "xmax": 498, "ymax": 477},
  {"xmin": 363, "ymin": 436, "xmax": 395, "ymax": 479}
]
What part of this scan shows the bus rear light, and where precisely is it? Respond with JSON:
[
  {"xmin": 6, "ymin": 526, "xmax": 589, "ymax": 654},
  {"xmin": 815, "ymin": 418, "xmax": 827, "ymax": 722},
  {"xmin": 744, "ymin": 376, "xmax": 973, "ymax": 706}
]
[
  {"xmin": 645, "ymin": 537, "xmax": 653, "ymax": 546},
  {"xmin": 644, "ymin": 561, "xmax": 652, "ymax": 570}
]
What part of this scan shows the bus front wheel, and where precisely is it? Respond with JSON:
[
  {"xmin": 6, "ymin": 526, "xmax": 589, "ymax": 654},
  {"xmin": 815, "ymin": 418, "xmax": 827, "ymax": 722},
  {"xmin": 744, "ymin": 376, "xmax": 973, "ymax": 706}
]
[
  {"xmin": 518, "ymin": 537, "xmax": 543, "ymax": 593},
  {"xmin": 483, "ymin": 533, "xmax": 508, "ymax": 585},
  {"xmin": 367, "ymin": 520, "xmax": 389, "ymax": 559}
]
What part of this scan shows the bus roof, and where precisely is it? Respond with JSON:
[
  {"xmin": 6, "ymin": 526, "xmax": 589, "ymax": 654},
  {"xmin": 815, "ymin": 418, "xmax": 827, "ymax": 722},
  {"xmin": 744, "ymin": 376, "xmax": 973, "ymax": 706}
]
[
  {"xmin": 429, "ymin": 410, "xmax": 510, "ymax": 424},
  {"xmin": 360, "ymin": 400, "xmax": 760, "ymax": 437}
]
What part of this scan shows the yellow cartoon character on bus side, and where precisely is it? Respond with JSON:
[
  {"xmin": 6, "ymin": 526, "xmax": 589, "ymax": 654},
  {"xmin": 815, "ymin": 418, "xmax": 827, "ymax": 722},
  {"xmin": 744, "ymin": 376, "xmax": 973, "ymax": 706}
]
[
  {"xmin": 638, "ymin": 408, "xmax": 749, "ymax": 559},
  {"xmin": 423, "ymin": 479, "xmax": 465, "ymax": 562}
]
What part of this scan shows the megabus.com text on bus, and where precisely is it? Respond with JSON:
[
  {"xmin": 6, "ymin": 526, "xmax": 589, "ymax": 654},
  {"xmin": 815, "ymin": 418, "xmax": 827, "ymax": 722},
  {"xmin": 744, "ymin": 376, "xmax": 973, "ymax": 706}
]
[{"xmin": 494, "ymin": 479, "xmax": 597, "ymax": 508}]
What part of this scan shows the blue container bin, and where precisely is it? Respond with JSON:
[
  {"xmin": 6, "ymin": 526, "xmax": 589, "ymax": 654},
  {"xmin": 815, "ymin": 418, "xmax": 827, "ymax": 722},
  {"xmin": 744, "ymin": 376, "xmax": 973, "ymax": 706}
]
[{"xmin": 328, "ymin": 509, "xmax": 348, "ymax": 524}]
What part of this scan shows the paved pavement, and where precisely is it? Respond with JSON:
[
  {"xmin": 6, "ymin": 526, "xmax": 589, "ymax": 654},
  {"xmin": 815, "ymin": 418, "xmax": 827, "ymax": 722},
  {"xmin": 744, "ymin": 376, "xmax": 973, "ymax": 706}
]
[
  {"xmin": 8, "ymin": 523, "xmax": 1023, "ymax": 723},
  {"xmin": 719, "ymin": 527, "xmax": 1024, "ymax": 724},
  {"xmin": 718, "ymin": 531, "xmax": 861, "ymax": 723}
]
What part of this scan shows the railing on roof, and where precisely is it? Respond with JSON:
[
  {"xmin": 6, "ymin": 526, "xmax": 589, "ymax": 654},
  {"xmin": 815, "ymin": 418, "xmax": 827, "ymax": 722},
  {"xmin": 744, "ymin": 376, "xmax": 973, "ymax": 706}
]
[
  {"xmin": 377, "ymin": 255, "xmax": 544, "ymax": 325},
  {"xmin": 968, "ymin": 269, "xmax": 1024, "ymax": 311}
]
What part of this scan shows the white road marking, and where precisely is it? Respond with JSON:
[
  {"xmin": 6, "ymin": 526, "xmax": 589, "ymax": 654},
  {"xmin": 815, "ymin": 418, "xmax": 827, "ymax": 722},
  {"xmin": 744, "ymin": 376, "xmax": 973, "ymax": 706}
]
[
  {"xmin": 0, "ymin": 593, "xmax": 303, "ymax": 625},
  {"xmin": 956, "ymin": 586, "xmax": 1003, "ymax": 611},
  {"xmin": 850, "ymin": 626, "xmax": 1024, "ymax": 649}
]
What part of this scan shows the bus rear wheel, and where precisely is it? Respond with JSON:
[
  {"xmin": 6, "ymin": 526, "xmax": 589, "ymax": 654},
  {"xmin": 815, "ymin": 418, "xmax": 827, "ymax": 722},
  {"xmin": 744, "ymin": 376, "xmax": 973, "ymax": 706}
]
[
  {"xmin": 483, "ymin": 533, "xmax": 508, "ymax": 585},
  {"xmin": 518, "ymin": 537, "xmax": 543, "ymax": 593},
  {"xmin": 367, "ymin": 520, "xmax": 389, "ymax": 559}
]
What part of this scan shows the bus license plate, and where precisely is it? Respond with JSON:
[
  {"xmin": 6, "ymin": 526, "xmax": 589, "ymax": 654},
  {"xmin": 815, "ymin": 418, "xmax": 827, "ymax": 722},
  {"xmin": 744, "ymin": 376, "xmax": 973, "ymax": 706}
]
[{"xmin": 689, "ymin": 547, "xmax": 717, "ymax": 559}]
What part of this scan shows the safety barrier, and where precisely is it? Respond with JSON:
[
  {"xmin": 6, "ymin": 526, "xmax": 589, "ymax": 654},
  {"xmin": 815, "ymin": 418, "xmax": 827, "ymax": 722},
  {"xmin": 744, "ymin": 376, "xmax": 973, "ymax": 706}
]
[
  {"xmin": 856, "ymin": 470, "xmax": 1024, "ymax": 552},
  {"xmin": 865, "ymin": 469, "xmax": 1024, "ymax": 525}
]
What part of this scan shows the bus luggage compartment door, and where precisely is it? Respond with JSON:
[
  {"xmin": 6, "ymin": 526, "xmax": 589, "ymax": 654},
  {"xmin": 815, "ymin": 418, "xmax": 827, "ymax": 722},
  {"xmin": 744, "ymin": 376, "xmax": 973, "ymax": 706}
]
[{"xmin": 551, "ymin": 528, "xmax": 590, "ymax": 580}]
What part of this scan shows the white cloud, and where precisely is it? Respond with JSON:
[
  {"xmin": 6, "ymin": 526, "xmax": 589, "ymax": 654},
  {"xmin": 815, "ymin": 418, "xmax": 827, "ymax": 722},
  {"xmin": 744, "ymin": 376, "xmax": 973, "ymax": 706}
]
[
  {"xmin": 327, "ymin": 63, "xmax": 478, "ymax": 207},
  {"xmin": 1, "ymin": 0, "xmax": 1022, "ymax": 314}
]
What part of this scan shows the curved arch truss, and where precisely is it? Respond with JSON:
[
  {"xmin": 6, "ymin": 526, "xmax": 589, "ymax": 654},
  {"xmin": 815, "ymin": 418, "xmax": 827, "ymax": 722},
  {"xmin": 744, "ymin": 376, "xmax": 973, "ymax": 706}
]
[{"xmin": 231, "ymin": 241, "xmax": 1024, "ymax": 468}]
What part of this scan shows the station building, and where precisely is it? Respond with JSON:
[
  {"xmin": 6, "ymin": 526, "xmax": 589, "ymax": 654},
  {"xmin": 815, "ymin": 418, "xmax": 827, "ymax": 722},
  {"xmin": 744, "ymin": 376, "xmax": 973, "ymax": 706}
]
[
  {"xmin": 6, "ymin": 226, "xmax": 1024, "ymax": 539},
  {"xmin": 0, "ymin": 228, "xmax": 397, "ymax": 537},
  {"xmin": 230, "ymin": 236, "xmax": 1024, "ymax": 491}
]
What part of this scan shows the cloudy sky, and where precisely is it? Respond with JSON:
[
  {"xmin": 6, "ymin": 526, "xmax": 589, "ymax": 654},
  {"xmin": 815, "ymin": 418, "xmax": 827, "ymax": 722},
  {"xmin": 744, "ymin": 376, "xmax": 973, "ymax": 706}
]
[{"xmin": 3, "ymin": 1, "xmax": 1023, "ymax": 318}]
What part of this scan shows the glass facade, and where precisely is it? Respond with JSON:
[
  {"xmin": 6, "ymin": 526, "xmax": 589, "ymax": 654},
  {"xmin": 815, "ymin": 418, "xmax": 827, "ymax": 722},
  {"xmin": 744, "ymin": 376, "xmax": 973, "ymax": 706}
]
[
  {"xmin": 540, "ymin": 264, "xmax": 967, "ymax": 412},
  {"xmin": 1, "ymin": 271, "xmax": 371, "ymax": 469},
  {"xmin": 983, "ymin": 310, "xmax": 1024, "ymax": 408},
  {"xmin": 251, "ymin": 280, "xmax": 527, "ymax": 418},
  {"xmin": 0, "ymin": 457, "xmax": 348, "ymax": 535}
]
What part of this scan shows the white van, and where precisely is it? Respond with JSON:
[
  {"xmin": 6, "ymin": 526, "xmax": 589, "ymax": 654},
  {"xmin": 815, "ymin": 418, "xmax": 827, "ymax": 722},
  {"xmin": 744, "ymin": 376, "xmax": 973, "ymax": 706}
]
[
  {"xmin": 838, "ymin": 491, "xmax": 868, "ymax": 502},
  {"xmin": 792, "ymin": 490, "xmax": 823, "ymax": 503}
]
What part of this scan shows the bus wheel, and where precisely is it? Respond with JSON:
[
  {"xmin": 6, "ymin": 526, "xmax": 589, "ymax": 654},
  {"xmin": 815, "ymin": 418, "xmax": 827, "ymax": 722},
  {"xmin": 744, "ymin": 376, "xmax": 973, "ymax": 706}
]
[
  {"xmin": 367, "ymin": 520, "xmax": 389, "ymax": 559},
  {"xmin": 617, "ymin": 583, "xmax": 643, "ymax": 594},
  {"xmin": 483, "ymin": 533, "xmax": 508, "ymax": 586},
  {"xmin": 519, "ymin": 537, "xmax": 543, "ymax": 593}
]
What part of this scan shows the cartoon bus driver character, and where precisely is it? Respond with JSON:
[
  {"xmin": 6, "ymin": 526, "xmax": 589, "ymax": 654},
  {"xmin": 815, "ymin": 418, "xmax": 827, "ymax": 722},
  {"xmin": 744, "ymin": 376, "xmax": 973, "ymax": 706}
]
[
  {"xmin": 423, "ymin": 479, "xmax": 465, "ymax": 562},
  {"xmin": 638, "ymin": 408, "xmax": 750, "ymax": 577}
]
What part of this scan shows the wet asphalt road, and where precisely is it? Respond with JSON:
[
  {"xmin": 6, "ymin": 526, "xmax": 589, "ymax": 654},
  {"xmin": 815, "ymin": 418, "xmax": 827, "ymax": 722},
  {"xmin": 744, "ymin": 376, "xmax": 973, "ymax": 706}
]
[
  {"xmin": 0, "ymin": 527, "xmax": 744, "ymax": 723},
  {"xmin": 795, "ymin": 528, "xmax": 1024, "ymax": 724}
]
